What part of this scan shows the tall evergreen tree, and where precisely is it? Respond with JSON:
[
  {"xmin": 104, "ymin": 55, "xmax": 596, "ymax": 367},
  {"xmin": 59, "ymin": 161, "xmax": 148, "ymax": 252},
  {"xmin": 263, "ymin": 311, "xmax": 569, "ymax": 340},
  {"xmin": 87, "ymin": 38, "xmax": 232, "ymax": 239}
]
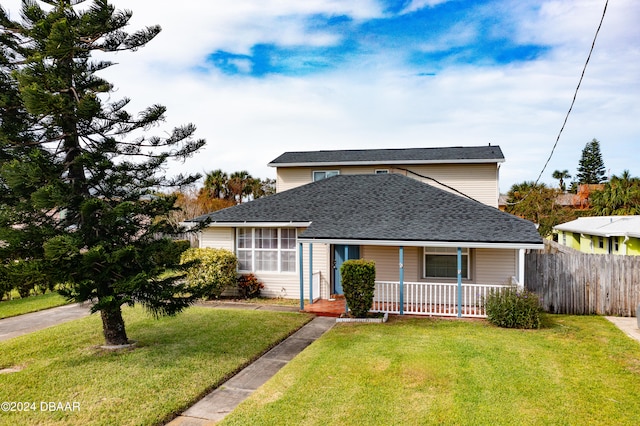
[
  {"xmin": 0, "ymin": 1, "xmax": 205, "ymax": 345},
  {"xmin": 576, "ymin": 138, "xmax": 606, "ymax": 184}
]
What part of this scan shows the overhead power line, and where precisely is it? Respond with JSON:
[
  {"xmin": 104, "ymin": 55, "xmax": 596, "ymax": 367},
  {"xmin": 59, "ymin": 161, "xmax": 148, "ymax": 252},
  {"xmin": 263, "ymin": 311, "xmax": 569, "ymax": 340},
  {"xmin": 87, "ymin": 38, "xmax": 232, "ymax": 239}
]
[{"xmin": 508, "ymin": 0, "xmax": 609, "ymax": 205}]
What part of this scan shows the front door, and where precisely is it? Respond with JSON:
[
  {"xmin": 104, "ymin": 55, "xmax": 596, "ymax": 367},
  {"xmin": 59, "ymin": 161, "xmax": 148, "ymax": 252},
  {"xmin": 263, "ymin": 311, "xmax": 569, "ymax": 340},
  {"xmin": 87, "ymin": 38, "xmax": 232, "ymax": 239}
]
[{"xmin": 333, "ymin": 245, "xmax": 360, "ymax": 295}]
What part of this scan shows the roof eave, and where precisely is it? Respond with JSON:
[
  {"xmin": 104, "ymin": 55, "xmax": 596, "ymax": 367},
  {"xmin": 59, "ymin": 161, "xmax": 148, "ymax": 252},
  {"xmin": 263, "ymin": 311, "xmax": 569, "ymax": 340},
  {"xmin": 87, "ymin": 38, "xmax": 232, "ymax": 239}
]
[
  {"xmin": 268, "ymin": 158, "xmax": 505, "ymax": 168},
  {"xmin": 296, "ymin": 237, "xmax": 543, "ymax": 250},
  {"xmin": 202, "ymin": 221, "xmax": 313, "ymax": 228}
]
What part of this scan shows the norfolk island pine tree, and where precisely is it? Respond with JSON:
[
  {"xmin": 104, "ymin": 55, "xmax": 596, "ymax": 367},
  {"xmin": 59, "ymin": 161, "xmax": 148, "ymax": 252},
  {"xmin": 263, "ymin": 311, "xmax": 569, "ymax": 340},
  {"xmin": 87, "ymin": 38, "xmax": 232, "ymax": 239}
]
[{"xmin": 0, "ymin": 0, "xmax": 206, "ymax": 345}]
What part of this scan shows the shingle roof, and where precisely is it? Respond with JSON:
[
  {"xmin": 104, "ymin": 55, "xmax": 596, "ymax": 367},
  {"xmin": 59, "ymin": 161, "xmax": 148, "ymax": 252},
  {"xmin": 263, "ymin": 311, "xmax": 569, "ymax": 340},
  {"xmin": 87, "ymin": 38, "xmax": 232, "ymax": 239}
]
[
  {"xmin": 189, "ymin": 174, "xmax": 541, "ymax": 246},
  {"xmin": 554, "ymin": 216, "xmax": 640, "ymax": 238},
  {"xmin": 268, "ymin": 146, "xmax": 505, "ymax": 167}
]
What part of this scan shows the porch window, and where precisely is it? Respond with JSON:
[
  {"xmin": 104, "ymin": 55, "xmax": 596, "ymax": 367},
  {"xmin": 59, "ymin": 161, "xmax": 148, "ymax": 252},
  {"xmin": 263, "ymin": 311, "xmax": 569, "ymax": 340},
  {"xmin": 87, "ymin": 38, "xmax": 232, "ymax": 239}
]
[
  {"xmin": 237, "ymin": 228, "xmax": 297, "ymax": 273},
  {"xmin": 424, "ymin": 247, "xmax": 469, "ymax": 279},
  {"xmin": 313, "ymin": 170, "xmax": 339, "ymax": 182}
]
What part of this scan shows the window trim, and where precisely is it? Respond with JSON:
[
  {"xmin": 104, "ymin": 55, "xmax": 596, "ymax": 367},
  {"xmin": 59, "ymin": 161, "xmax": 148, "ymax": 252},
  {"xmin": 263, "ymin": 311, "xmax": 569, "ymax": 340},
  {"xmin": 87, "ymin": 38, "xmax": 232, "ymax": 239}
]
[
  {"xmin": 423, "ymin": 247, "xmax": 470, "ymax": 280},
  {"xmin": 312, "ymin": 170, "xmax": 340, "ymax": 182},
  {"xmin": 236, "ymin": 228, "xmax": 297, "ymax": 274}
]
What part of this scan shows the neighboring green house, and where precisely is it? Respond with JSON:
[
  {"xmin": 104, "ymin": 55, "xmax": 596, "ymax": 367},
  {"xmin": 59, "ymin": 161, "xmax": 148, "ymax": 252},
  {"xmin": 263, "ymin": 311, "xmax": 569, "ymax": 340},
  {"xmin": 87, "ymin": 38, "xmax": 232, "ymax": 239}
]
[{"xmin": 554, "ymin": 216, "xmax": 640, "ymax": 255}]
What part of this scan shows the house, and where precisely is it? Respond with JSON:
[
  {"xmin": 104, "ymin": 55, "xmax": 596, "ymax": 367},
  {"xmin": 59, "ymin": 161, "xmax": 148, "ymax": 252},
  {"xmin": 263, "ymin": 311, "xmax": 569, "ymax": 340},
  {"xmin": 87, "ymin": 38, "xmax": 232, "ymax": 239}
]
[
  {"xmin": 188, "ymin": 146, "xmax": 543, "ymax": 318},
  {"xmin": 553, "ymin": 216, "xmax": 640, "ymax": 255},
  {"xmin": 269, "ymin": 145, "xmax": 504, "ymax": 207}
]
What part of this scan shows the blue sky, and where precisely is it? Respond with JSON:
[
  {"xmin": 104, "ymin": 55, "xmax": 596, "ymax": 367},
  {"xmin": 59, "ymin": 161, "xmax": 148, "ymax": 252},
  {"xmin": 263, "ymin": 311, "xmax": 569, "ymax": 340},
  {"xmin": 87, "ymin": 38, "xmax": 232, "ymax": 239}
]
[{"xmin": 3, "ymin": 0, "xmax": 639, "ymax": 192}]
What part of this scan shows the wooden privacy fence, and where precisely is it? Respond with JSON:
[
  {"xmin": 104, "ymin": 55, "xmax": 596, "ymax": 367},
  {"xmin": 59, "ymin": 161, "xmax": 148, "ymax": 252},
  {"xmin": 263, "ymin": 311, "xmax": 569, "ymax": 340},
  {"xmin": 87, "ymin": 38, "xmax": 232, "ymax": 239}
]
[{"xmin": 525, "ymin": 246, "xmax": 640, "ymax": 316}]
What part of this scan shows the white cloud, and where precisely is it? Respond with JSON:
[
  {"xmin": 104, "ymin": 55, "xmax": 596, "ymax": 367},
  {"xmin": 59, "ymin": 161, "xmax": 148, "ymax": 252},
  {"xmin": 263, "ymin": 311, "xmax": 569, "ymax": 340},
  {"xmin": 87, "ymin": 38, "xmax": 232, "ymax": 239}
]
[{"xmin": 2, "ymin": 0, "xmax": 638, "ymax": 194}]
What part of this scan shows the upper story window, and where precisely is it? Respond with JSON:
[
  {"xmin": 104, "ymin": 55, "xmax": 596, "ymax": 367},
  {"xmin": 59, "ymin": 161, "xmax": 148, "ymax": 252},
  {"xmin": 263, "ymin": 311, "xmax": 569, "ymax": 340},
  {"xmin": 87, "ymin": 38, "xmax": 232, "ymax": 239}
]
[
  {"xmin": 375, "ymin": 169, "xmax": 389, "ymax": 174},
  {"xmin": 313, "ymin": 170, "xmax": 339, "ymax": 182},
  {"xmin": 237, "ymin": 228, "xmax": 297, "ymax": 273},
  {"xmin": 424, "ymin": 247, "xmax": 469, "ymax": 279}
]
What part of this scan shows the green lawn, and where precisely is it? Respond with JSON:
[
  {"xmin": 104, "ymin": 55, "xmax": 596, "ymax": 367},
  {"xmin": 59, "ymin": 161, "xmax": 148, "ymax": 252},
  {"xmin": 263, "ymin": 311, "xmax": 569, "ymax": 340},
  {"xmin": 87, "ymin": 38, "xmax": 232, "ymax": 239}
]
[
  {"xmin": 0, "ymin": 292, "xmax": 69, "ymax": 319},
  {"xmin": 0, "ymin": 306, "xmax": 311, "ymax": 426},
  {"xmin": 222, "ymin": 315, "xmax": 640, "ymax": 426}
]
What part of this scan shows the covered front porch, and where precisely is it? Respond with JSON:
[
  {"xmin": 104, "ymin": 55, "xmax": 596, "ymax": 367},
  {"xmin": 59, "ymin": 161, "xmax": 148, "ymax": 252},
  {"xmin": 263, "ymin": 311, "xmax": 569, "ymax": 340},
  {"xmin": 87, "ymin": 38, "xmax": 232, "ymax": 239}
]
[
  {"xmin": 302, "ymin": 280, "xmax": 515, "ymax": 318},
  {"xmin": 299, "ymin": 242, "xmax": 527, "ymax": 319}
]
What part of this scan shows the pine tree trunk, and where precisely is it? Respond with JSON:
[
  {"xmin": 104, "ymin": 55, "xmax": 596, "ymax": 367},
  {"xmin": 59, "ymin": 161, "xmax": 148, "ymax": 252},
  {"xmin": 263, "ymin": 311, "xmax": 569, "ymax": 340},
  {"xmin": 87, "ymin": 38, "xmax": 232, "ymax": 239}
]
[{"xmin": 100, "ymin": 306, "xmax": 129, "ymax": 346}]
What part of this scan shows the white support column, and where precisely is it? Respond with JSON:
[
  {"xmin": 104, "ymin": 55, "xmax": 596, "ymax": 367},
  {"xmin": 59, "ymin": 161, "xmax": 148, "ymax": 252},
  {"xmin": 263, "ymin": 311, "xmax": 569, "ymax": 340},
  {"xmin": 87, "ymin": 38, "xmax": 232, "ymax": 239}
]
[{"xmin": 517, "ymin": 249, "xmax": 525, "ymax": 290}]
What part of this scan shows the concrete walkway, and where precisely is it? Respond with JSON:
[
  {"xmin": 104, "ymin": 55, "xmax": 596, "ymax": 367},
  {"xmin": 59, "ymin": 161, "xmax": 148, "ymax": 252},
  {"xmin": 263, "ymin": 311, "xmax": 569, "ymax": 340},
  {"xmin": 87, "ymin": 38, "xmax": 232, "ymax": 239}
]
[
  {"xmin": 167, "ymin": 315, "xmax": 335, "ymax": 425},
  {"xmin": 0, "ymin": 302, "xmax": 91, "ymax": 341},
  {"xmin": 606, "ymin": 316, "xmax": 640, "ymax": 344}
]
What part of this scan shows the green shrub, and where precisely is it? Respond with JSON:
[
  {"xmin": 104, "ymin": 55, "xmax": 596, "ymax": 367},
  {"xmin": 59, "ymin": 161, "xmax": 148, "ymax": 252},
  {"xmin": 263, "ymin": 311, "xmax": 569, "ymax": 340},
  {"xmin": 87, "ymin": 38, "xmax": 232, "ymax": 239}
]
[
  {"xmin": 341, "ymin": 259, "xmax": 376, "ymax": 318},
  {"xmin": 485, "ymin": 287, "xmax": 542, "ymax": 329},
  {"xmin": 154, "ymin": 239, "xmax": 191, "ymax": 267},
  {"xmin": 3, "ymin": 260, "xmax": 50, "ymax": 298},
  {"xmin": 180, "ymin": 248, "xmax": 238, "ymax": 299},
  {"xmin": 237, "ymin": 273, "xmax": 265, "ymax": 299}
]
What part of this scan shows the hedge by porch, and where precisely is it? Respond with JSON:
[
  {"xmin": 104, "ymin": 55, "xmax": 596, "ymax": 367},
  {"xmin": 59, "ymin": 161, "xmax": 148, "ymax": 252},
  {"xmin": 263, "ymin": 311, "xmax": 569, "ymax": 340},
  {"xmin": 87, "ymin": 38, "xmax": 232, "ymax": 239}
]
[{"xmin": 341, "ymin": 259, "xmax": 376, "ymax": 317}]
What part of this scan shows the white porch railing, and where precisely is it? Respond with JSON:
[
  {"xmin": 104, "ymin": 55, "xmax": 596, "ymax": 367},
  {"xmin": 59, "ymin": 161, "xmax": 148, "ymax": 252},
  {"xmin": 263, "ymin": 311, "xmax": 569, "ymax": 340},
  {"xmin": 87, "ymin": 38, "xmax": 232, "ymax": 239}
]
[
  {"xmin": 371, "ymin": 281, "xmax": 512, "ymax": 318},
  {"xmin": 312, "ymin": 272, "xmax": 321, "ymax": 302}
]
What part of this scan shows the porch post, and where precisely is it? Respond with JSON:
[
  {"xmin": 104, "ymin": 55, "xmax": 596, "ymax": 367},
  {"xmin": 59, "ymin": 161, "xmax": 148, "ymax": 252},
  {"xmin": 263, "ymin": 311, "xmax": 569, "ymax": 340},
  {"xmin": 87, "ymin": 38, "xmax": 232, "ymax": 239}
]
[
  {"xmin": 344, "ymin": 245, "xmax": 349, "ymax": 314},
  {"xmin": 309, "ymin": 243, "xmax": 313, "ymax": 304},
  {"xmin": 399, "ymin": 246, "xmax": 404, "ymax": 315},
  {"xmin": 518, "ymin": 249, "xmax": 525, "ymax": 290},
  {"xmin": 299, "ymin": 242, "xmax": 304, "ymax": 311},
  {"xmin": 457, "ymin": 247, "xmax": 462, "ymax": 318}
]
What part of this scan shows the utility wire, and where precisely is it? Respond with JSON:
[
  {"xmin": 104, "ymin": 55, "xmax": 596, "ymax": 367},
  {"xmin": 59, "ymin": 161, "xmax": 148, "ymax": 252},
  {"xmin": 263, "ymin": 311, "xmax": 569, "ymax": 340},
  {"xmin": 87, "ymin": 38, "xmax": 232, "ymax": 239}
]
[
  {"xmin": 508, "ymin": 0, "xmax": 608, "ymax": 205},
  {"xmin": 397, "ymin": 167, "xmax": 481, "ymax": 203}
]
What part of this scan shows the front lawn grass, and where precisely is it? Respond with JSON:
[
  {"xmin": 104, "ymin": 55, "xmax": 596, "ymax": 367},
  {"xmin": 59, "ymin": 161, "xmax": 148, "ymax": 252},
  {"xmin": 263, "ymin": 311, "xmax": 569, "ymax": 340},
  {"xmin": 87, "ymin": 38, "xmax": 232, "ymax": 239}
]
[
  {"xmin": 222, "ymin": 315, "xmax": 640, "ymax": 426},
  {"xmin": 0, "ymin": 292, "xmax": 69, "ymax": 319},
  {"xmin": 0, "ymin": 306, "xmax": 310, "ymax": 426}
]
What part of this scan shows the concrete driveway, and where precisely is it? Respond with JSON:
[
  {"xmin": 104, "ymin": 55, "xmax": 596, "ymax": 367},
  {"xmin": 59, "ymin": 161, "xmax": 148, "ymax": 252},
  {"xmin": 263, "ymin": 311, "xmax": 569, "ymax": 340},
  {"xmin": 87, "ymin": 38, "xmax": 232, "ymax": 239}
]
[{"xmin": 0, "ymin": 303, "xmax": 91, "ymax": 342}]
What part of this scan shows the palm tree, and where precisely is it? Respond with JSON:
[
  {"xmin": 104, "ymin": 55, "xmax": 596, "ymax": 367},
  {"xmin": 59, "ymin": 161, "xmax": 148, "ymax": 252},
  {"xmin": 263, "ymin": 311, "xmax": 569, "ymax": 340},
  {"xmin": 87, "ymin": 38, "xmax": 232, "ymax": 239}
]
[
  {"xmin": 552, "ymin": 170, "xmax": 571, "ymax": 192},
  {"xmin": 228, "ymin": 171, "xmax": 255, "ymax": 204},
  {"xmin": 203, "ymin": 169, "xmax": 228, "ymax": 199},
  {"xmin": 591, "ymin": 170, "xmax": 640, "ymax": 215}
]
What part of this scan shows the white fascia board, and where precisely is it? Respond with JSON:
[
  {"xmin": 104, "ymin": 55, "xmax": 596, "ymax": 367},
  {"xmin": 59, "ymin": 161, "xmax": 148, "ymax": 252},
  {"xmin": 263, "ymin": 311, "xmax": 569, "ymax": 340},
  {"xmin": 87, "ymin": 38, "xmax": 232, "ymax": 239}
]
[
  {"xmin": 205, "ymin": 222, "xmax": 311, "ymax": 228},
  {"xmin": 268, "ymin": 159, "xmax": 504, "ymax": 168},
  {"xmin": 296, "ymin": 238, "xmax": 543, "ymax": 250},
  {"xmin": 555, "ymin": 226, "xmax": 624, "ymax": 238}
]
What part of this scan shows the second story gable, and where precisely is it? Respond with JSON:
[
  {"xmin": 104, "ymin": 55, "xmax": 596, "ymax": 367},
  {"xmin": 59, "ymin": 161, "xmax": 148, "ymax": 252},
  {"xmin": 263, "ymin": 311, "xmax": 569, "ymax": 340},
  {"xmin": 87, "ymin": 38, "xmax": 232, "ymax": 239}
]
[{"xmin": 268, "ymin": 145, "xmax": 505, "ymax": 207}]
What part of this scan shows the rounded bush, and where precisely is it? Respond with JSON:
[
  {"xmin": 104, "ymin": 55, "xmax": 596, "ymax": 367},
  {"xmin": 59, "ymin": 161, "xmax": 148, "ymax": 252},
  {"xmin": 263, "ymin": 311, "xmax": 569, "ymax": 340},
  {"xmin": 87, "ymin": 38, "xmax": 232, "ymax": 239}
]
[
  {"xmin": 485, "ymin": 287, "xmax": 542, "ymax": 329},
  {"xmin": 341, "ymin": 259, "xmax": 376, "ymax": 318},
  {"xmin": 180, "ymin": 248, "xmax": 238, "ymax": 299}
]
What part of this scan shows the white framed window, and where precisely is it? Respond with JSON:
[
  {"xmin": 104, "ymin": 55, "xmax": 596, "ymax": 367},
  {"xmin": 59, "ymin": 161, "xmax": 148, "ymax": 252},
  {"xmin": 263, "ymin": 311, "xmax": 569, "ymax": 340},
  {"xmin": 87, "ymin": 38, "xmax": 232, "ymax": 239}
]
[
  {"xmin": 598, "ymin": 237, "xmax": 604, "ymax": 249},
  {"xmin": 313, "ymin": 170, "xmax": 339, "ymax": 182},
  {"xmin": 424, "ymin": 247, "xmax": 469, "ymax": 279},
  {"xmin": 237, "ymin": 228, "xmax": 297, "ymax": 273},
  {"xmin": 613, "ymin": 237, "xmax": 619, "ymax": 252}
]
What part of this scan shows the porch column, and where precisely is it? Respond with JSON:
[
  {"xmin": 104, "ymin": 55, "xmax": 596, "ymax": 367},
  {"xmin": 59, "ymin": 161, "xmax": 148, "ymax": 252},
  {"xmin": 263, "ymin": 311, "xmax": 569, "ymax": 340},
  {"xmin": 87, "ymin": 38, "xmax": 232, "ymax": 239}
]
[
  {"xmin": 309, "ymin": 243, "xmax": 313, "ymax": 304},
  {"xmin": 517, "ymin": 249, "xmax": 525, "ymax": 290},
  {"xmin": 299, "ymin": 242, "xmax": 304, "ymax": 311},
  {"xmin": 457, "ymin": 247, "xmax": 462, "ymax": 318},
  {"xmin": 399, "ymin": 246, "xmax": 404, "ymax": 315},
  {"xmin": 344, "ymin": 245, "xmax": 349, "ymax": 314}
]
